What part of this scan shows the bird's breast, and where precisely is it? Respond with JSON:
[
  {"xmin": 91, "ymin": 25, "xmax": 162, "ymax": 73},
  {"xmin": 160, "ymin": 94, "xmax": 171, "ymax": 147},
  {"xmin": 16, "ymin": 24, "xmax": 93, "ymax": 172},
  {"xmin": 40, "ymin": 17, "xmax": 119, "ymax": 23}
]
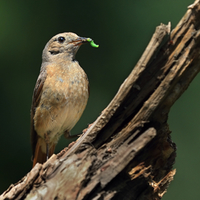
[{"xmin": 34, "ymin": 62, "xmax": 89, "ymax": 144}]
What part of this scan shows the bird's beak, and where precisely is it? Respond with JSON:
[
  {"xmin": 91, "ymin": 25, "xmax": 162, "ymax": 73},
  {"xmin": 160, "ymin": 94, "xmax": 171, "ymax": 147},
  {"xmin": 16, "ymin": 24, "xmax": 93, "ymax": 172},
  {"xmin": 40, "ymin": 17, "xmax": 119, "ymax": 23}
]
[{"xmin": 71, "ymin": 37, "xmax": 88, "ymax": 46}]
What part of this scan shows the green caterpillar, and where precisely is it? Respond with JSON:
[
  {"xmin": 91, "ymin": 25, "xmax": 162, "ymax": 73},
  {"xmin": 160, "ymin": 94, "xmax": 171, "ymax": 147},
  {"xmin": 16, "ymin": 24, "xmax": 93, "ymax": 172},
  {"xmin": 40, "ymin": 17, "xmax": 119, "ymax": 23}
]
[{"xmin": 87, "ymin": 38, "xmax": 99, "ymax": 48}]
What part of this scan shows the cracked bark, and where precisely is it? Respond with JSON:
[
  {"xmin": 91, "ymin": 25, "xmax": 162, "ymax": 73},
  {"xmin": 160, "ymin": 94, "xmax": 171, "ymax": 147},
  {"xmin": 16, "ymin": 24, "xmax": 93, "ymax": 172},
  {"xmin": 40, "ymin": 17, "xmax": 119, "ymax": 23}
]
[{"xmin": 1, "ymin": 1, "xmax": 200, "ymax": 199}]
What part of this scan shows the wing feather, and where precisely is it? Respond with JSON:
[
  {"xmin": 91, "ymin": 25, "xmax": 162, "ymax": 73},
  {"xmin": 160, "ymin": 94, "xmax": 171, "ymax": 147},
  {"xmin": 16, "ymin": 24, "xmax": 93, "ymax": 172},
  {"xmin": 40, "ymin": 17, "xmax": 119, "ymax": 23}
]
[{"xmin": 30, "ymin": 68, "xmax": 47, "ymax": 159}]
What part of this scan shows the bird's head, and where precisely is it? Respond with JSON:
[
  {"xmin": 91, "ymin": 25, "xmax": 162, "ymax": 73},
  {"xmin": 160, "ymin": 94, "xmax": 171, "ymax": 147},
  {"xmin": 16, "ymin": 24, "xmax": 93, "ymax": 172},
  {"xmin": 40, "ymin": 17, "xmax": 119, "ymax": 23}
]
[{"xmin": 42, "ymin": 32, "xmax": 88, "ymax": 62}]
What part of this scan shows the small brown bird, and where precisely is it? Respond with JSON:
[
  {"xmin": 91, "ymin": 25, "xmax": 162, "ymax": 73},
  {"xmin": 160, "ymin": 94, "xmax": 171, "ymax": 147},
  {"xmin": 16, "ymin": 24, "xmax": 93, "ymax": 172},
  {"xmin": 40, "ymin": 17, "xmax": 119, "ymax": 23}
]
[{"xmin": 30, "ymin": 32, "xmax": 90, "ymax": 167}]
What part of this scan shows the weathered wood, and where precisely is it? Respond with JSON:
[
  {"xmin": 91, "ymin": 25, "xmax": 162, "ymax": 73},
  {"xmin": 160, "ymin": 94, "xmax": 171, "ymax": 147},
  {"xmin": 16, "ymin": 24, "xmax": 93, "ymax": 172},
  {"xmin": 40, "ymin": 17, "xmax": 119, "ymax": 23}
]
[{"xmin": 1, "ymin": 1, "xmax": 200, "ymax": 199}]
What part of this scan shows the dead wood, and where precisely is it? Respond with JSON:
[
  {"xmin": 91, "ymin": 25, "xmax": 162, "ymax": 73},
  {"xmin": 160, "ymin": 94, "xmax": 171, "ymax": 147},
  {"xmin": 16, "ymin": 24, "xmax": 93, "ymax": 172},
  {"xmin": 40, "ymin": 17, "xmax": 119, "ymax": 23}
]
[{"xmin": 1, "ymin": 1, "xmax": 200, "ymax": 199}]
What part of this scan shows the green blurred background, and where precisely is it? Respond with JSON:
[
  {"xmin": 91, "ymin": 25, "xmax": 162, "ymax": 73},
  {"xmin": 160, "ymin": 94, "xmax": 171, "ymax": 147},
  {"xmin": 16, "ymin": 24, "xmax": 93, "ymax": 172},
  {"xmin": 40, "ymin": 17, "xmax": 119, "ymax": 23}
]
[{"xmin": 0, "ymin": 0, "xmax": 198, "ymax": 199}]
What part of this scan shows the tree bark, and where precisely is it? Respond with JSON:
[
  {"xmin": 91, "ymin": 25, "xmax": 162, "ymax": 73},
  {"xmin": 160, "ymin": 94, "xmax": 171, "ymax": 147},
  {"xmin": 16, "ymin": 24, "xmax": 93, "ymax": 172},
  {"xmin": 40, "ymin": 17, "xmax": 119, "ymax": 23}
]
[{"xmin": 2, "ymin": 1, "xmax": 200, "ymax": 199}]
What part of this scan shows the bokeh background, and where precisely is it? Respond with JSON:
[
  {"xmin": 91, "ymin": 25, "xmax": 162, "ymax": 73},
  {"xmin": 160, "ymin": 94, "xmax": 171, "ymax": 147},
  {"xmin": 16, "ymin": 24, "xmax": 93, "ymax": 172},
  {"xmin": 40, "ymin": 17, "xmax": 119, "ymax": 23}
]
[{"xmin": 0, "ymin": 0, "xmax": 198, "ymax": 199}]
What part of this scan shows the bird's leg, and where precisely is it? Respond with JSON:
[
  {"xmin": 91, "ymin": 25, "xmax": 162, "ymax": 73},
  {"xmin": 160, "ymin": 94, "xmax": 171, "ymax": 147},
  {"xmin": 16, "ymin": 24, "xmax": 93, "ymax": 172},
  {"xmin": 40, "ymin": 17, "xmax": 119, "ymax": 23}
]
[
  {"xmin": 64, "ymin": 131, "xmax": 80, "ymax": 139},
  {"xmin": 44, "ymin": 132, "xmax": 51, "ymax": 161},
  {"xmin": 46, "ymin": 143, "xmax": 49, "ymax": 161}
]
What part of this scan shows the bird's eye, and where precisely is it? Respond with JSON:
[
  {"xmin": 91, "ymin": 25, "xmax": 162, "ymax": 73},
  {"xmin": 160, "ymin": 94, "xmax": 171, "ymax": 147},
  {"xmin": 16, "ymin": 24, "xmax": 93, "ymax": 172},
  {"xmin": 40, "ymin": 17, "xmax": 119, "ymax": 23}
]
[{"xmin": 58, "ymin": 36, "xmax": 65, "ymax": 43}]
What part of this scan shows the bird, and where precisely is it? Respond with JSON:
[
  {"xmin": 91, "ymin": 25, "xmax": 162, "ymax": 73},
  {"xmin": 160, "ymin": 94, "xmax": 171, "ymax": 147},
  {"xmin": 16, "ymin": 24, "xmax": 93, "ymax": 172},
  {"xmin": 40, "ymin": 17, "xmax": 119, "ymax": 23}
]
[{"xmin": 30, "ymin": 32, "xmax": 90, "ymax": 167}]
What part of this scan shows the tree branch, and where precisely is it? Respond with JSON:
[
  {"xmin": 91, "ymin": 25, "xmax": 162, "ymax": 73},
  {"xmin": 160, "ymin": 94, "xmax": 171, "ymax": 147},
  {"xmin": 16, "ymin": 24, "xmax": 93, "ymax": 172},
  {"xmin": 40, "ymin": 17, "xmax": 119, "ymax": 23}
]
[{"xmin": 1, "ymin": 1, "xmax": 200, "ymax": 199}]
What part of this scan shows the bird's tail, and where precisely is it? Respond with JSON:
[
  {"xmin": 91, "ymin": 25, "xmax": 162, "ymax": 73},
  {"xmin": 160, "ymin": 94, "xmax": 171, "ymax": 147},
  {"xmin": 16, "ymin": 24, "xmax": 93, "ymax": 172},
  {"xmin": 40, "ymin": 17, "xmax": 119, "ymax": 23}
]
[{"xmin": 32, "ymin": 137, "xmax": 55, "ymax": 168}]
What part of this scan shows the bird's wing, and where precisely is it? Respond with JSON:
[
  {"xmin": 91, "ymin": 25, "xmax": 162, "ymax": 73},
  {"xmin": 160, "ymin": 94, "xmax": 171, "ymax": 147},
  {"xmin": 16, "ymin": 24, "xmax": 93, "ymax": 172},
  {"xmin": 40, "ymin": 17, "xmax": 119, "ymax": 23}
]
[{"xmin": 30, "ymin": 69, "xmax": 47, "ymax": 159}]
